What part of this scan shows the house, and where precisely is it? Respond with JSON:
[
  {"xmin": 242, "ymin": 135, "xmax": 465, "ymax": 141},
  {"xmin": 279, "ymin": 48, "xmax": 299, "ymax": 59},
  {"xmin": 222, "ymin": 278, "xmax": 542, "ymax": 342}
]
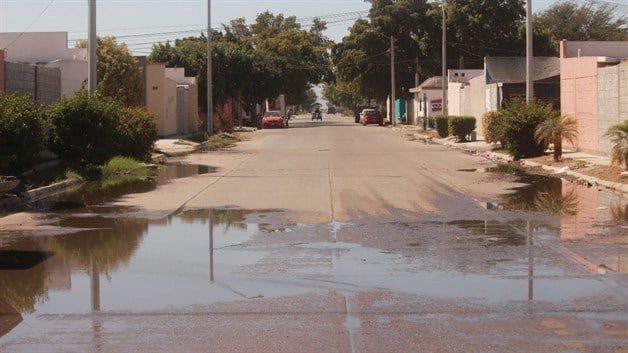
[
  {"xmin": 0, "ymin": 32, "xmax": 86, "ymax": 99},
  {"xmin": 409, "ymin": 76, "xmax": 445, "ymax": 126},
  {"xmin": 418, "ymin": 56, "xmax": 560, "ymax": 139},
  {"xmin": 559, "ymin": 40, "xmax": 628, "ymax": 155}
]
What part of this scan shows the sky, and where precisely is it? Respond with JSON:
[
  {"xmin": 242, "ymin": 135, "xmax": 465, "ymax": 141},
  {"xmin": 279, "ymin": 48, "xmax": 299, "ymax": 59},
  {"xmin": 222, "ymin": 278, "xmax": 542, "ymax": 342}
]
[{"xmin": 0, "ymin": 0, "xmax": 621, "ymax": 55}]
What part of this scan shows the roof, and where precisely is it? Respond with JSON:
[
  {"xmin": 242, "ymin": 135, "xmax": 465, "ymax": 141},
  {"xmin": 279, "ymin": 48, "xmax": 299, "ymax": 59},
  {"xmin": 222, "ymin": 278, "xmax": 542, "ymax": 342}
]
[
  {"xmin": 409, "ymin": 76, "xmax": 443, "ymax": 93},
  {"xmin": 485, "ymin": 57, "xmax": 560, "ymax": 84}
]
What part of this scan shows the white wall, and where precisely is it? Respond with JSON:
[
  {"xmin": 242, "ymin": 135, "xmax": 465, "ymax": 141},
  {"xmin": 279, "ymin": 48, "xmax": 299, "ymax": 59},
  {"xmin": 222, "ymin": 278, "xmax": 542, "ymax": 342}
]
[{"xmin": 1, "ymin": 32, "xmax": 87, "ymax": 98}]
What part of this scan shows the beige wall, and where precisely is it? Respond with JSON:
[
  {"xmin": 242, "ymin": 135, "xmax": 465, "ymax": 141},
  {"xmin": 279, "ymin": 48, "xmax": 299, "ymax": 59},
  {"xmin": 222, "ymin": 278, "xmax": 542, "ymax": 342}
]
[
  {"xmin": 45, "ymin": 60, "xmax": 87, "ymax": 98},
  {"xmin": 146, "ymin": 63, "xmax": 197, "ymax": 136},
  {"xmin": 561, "ymin": 57, "xmax": 599, "ymax": 153},
  {"xmin": 146, "ymin": 63, "xmax": 177, "ymax": 136}
]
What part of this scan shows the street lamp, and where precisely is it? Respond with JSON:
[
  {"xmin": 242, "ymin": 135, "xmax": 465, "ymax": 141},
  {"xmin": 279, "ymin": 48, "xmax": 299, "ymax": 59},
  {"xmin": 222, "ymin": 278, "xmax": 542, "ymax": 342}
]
[
  {"xmin": 526, "ymin": 0, "xmax": 533, "ymax": 102},
  {"xmin": 441, "ymin": 1, "xmax": 447, "ymax": 117},
  {"xmin": 88, "ymin": 0, "xmax": 96, "ymax": 95},
  {"xmin": 207, "ymin": 0, "xmax": 214, "ymax": 135}
]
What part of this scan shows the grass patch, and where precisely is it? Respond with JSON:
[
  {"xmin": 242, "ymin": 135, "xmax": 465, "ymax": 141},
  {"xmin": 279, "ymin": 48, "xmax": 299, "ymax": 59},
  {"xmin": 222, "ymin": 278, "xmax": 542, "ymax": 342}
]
[
  {"xmin": 203, "ymin": 133, "xmax": 243, "ymax": 150},
  {"xmin": 98, "ymin": 156, "xmax": 157, "ymax": 189}
]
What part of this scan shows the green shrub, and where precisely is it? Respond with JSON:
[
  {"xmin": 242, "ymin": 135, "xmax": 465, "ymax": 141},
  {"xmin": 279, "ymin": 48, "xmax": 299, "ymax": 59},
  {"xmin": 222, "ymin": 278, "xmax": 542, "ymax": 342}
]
[
  {"xmin": 482, "ymin": 111, "xmax": 504, "ymax": 145},
  {"xmin": 118, "ymin": 107, "xmax": 157, "ymax": 161},
  {"xmin": 500, "ymin": 99, "xmax": 554, "ymax": 160},
  {"xmin": 435, "ymin": 116, "xmax": 449, "ymax": 138},
  {"xmin": 448, "ymin": 116, "xmax": 476, "ymax": 142},
  {"xmin": 0, "ymin": 94, "xmax": 44, "ymax": 174},
  {"xmin": 47, "ymin": 91, "xmax": 122, "ymax": 167}
]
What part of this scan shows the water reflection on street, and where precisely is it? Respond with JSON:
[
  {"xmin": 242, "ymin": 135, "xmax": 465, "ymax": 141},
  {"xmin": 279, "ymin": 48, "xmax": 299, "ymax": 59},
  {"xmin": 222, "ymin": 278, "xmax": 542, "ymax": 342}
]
[{"xmin": 0, "ymin": 169, "xmax": 626, "ymax": 341}]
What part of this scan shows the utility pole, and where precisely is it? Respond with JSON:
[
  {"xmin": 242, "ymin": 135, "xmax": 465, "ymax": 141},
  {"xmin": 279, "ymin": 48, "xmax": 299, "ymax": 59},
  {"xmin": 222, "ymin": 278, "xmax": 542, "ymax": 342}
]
[
  {"xmin": 441, "ymin": 1, "xmax": 447, "ymax": 117},
  {"xmin": 390, "ymin": 35, "xmax": 396, "ymax": 126},
  {"xmin": 88, "ymin": 0, "xmax": 97, "ymax": 95},
  {"xmin": 526, "ymin": 0, "xmax": 533, "ymax": 102},
  {"xmin": 206, "ymin": 0, "xmax": 214, "ymax": 135}
]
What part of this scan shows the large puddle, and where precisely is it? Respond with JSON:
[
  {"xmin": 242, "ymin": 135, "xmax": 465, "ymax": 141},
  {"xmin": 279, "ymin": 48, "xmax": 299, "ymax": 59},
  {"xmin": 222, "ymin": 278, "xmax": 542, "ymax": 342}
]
[{"xmin": 0, "ymin": 166, "xmax": 626, "ymax": 340}]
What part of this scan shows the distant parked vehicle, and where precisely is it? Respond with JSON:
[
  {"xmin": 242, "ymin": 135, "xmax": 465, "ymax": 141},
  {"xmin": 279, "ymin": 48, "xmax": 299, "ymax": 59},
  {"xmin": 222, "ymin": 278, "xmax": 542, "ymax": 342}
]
[
  {"xmin": 360, "ymin": 109, "xmax": 384, "ymax": 126},
  {"xmin": 262, "ymin": 110, "xmax": 287, "ymax": 129},
  {"xmin": 312, "ymin": 108, "xmax": 322, "ymax": 121}
]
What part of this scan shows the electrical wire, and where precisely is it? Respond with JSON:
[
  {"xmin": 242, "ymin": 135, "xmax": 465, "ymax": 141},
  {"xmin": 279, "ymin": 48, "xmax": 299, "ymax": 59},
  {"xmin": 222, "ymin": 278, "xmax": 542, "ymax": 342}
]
[{"xmin": 3, "ymin": 0, "xmax": 56, "ymax": 50}]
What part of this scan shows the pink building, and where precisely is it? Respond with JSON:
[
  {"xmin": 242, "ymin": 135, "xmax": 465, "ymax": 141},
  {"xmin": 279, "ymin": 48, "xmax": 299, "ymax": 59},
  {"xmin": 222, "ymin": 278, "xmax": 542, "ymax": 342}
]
[{"xmin": 560, "ymin": 40, "xmax": 628, "ymax": 155}]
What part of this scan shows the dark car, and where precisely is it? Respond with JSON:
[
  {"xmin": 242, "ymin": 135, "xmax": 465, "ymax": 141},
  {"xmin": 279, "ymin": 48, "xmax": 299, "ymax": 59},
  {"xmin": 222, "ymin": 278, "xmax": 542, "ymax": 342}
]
[{"xmin": 360, "ymin": 109, "xmax": 384, "ymax": 126}]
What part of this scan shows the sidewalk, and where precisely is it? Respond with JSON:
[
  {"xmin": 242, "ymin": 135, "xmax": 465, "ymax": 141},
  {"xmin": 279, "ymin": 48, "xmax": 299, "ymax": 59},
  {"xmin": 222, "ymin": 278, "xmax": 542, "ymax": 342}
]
[{"xmin": 410, "ymin": 129, "xmax": 628, "ymax": 194}]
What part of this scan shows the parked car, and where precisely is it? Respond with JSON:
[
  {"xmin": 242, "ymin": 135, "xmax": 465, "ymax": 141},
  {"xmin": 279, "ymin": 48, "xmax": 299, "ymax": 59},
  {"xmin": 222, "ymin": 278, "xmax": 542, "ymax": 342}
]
[
  {"xmin": 262, "ymin": 110, "xmax": 286, "ymax": 129},
  {"xmin": 360, "ymin": 109, "xmax": 384, "ymax": 126}
]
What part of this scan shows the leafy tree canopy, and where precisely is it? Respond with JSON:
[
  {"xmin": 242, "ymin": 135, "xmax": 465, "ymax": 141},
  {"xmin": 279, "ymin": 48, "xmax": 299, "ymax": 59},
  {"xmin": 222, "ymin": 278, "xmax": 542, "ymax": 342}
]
[
  {"xmin": 76, "ymin": 36, "xmax": 143, "ymax": 106},
  {"xmin": 148, "ymin": 12, "xmax": 331, "ymax": 112},
  {"xmin": 535, "ymin": 0, "xmax": 628, "ymax": 48}
]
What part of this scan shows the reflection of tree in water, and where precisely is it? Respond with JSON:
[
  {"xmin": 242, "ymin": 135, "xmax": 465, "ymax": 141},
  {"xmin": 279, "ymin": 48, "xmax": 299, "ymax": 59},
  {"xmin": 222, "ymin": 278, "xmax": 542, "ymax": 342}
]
[
  {"xmin": 258, "ymin": 223, "xmax": 299, "ymax": 234},
  {"xmin": 48, "ymin": 217, "xmax": 147, "ymax": 274},
  {"xmin": 534, "ymin": 187, "xmax": 578, "ymax": 216},
  {"xmin": 0, "ymin": 239, "xmax": 49, "ymax": 313},
  {"xmin": 500, "ymin": 176, "xmax": 579, "ymax": 216},
  {"xmin": 0, "ymin": 264, "xmax": 48, "ymax": 313},
  {"xmin": 610, "ymin": 202, "xmax": 628, "ymax": 222},
  {"xmin": 179, "ymin": 209, "xmax": 281, "ymax": 232}
]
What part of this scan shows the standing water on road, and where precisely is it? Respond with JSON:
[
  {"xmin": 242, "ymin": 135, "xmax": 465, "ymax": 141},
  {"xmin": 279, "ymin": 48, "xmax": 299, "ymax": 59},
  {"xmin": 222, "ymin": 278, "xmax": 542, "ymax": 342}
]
[{"xmin": 0, "ymin": 166, "xmax": 626, "ymax": 350}]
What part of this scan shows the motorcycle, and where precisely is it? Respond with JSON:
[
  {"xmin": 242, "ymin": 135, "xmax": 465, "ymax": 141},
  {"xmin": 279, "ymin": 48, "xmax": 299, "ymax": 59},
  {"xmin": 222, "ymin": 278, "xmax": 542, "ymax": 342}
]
[{"xmin": 311, "ymin": 110, "xmax": 322, "ymax": 121}]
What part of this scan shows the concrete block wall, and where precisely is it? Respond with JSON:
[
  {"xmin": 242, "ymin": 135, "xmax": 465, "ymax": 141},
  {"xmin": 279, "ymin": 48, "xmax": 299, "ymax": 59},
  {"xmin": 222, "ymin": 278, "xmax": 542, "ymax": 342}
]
[
  {"xmin": 4, "ymin": 62, "xmax": 35, "ymax": 96},
  {"xmin": 35, "ymin": 66, "xmax": 61, "ymax": 105},
  {"xmin": 621, "ymin": 62, "xmax": 628, "ymax": 123},
  {"xmin": 4, "ymin": 62, "xmax": 61, "ymax": 104},
  {"xmin": 598, "ymin": 65, "xmax": 620, "ymax": 153}
]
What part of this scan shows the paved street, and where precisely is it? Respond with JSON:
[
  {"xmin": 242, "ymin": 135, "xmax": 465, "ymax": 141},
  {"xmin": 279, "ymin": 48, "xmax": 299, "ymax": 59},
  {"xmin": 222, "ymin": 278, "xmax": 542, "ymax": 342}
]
[{"xmin": 0, "ymin": 114, "xmax": 626, "ymax": 353}]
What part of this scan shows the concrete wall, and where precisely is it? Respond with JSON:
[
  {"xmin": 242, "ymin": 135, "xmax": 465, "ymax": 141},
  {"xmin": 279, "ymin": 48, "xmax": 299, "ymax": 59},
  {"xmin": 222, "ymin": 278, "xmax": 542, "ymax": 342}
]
[
  {"xmin": 0, "ymin": 50, "xmax": 4, "ymax": 92},
  {"xmin": 3, "ymin": 62, "xmax": 60, "ymax": 104},
  {"xmin": 561, "ymin": 56, "xmax": 599, "ymax": 153},
  {"xmin": 561, "ymin": 41, "xmax": 628, "ymax": 59},
  {"xmin": 598, "ymin": 64, "xmax": 620, "ymax": 153},
  {"xmin": 146, "ymin": 63, "xmax": 187, "ymax": 136},
  {"xmin": 0, "ymin": 32, "xmax": 87, "ymax": 99},
  {"xmin": 44, "ymin": 60, "xmax": 87, "ymax": 98}
]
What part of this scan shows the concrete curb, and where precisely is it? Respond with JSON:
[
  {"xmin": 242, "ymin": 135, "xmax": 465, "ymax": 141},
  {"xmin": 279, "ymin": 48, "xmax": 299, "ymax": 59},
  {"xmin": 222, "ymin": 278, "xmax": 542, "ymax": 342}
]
[
  {"xmin": 0, "ymin": 178, "xmax": 83, "ymax": 211},
  {"xmin": 414, "ymin": 132, "xmax": 628, "ymax": 195}
]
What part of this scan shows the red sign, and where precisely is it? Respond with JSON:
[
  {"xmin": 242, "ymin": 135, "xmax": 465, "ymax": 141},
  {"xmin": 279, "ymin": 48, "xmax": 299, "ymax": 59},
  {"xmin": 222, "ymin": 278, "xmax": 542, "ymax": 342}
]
[{"xmin": 431, "ymin": 98, "xmax": 442, "ymax": 112}]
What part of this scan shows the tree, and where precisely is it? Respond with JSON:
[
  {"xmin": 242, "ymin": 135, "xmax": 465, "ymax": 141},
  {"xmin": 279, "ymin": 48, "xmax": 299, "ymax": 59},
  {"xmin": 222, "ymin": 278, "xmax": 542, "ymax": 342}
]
[
  {"xmin": 0, "ymin": 93, "xmax": 44, "ymax": 174},
  {"xmin": 535, "ymin": 1, "xmax": 628, "ymax": 48},
  {"xmin": 534, "ymin": 114, "xmax": 578, "ymax": 162},
  {"xmin": 332, "ymin": 0, "xmax": 534, "ymax": 107},
  {"xmin": 604, "ymin": 120, "xmax": 628, "ymax": 170},
  {"xmin": 76, "ymin": 37, "xmax": 143, "ymax": 106},
  {"xmin": 445, "ymin": 0, "xmax": 527, "ymax": 67},
  {"xmin": 149, "ymin": 12, "xmax": 331, "ymax": 121}
]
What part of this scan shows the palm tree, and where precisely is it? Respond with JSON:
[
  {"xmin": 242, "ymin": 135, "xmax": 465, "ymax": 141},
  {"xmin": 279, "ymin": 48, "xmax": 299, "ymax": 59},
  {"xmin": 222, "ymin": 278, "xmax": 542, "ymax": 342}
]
[
  {"xmin": 534, "ymin": 114, "xmax": 578, "ymax": 162},
  {"xmin": 604, "ymin": 120, "xmax": 628, "ymax": 170}
]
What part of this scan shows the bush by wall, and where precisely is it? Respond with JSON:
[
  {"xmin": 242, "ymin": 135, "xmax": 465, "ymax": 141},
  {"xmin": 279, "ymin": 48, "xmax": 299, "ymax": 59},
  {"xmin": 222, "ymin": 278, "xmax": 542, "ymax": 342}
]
[
  {"xmin": 500, "ymin": 99, "xmax": 555, "ymax": 160},
  {"xmin": 0, "ymin": 94, "xmax": 44, "ymax": 174},
  {"xmin": 448, "ymin": 116, "xmax": 476, "ymax": 142},
  {"xmin": 48, "ymin": 92, "xmax": 158, "ymax": 167},
  {"xmin": 435, "ymin": 116, "xmax": 449, "ymax": 138},
  {"xmin": 118, "ymin": 107, "xmax": 157, "ymax": 161},
  {"xmin": 482, "ymin": 111, "xmax": 504, "ymax": 145},
  {"xmin": 47, "ymin": 92, "xmax": 122, "ymax": 167}
]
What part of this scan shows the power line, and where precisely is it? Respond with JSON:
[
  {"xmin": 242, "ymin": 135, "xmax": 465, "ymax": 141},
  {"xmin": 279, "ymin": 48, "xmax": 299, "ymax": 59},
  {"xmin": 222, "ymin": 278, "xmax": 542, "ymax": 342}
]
[{"xmin": 4, "ymin": 0, "xmax": 56, "ymax": 49}]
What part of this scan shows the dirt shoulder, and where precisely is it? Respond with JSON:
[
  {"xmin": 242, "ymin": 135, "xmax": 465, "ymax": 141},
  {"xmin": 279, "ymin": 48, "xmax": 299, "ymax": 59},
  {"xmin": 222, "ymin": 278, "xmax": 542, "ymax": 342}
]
[{"xmin": 522, "ymin": 154, "xmax": 627, "ymax": 185}]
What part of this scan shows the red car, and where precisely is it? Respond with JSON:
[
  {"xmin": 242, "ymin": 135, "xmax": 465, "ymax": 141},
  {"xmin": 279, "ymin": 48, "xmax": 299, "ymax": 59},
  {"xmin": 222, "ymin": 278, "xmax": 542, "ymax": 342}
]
[
  {"xmin": 360, "ymin": 109, "xmax": 384, "ymax": 126},
  {"xmin": 262, "ymin": 110, "xmax": 286, "ymax": 129}
]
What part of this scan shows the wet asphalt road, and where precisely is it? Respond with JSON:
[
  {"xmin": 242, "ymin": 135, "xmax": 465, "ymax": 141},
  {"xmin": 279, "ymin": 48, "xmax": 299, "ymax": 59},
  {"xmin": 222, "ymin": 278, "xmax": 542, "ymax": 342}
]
[{"xmin": 0, "ymin": 114, "xmax": 626, "ymax": 352}]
